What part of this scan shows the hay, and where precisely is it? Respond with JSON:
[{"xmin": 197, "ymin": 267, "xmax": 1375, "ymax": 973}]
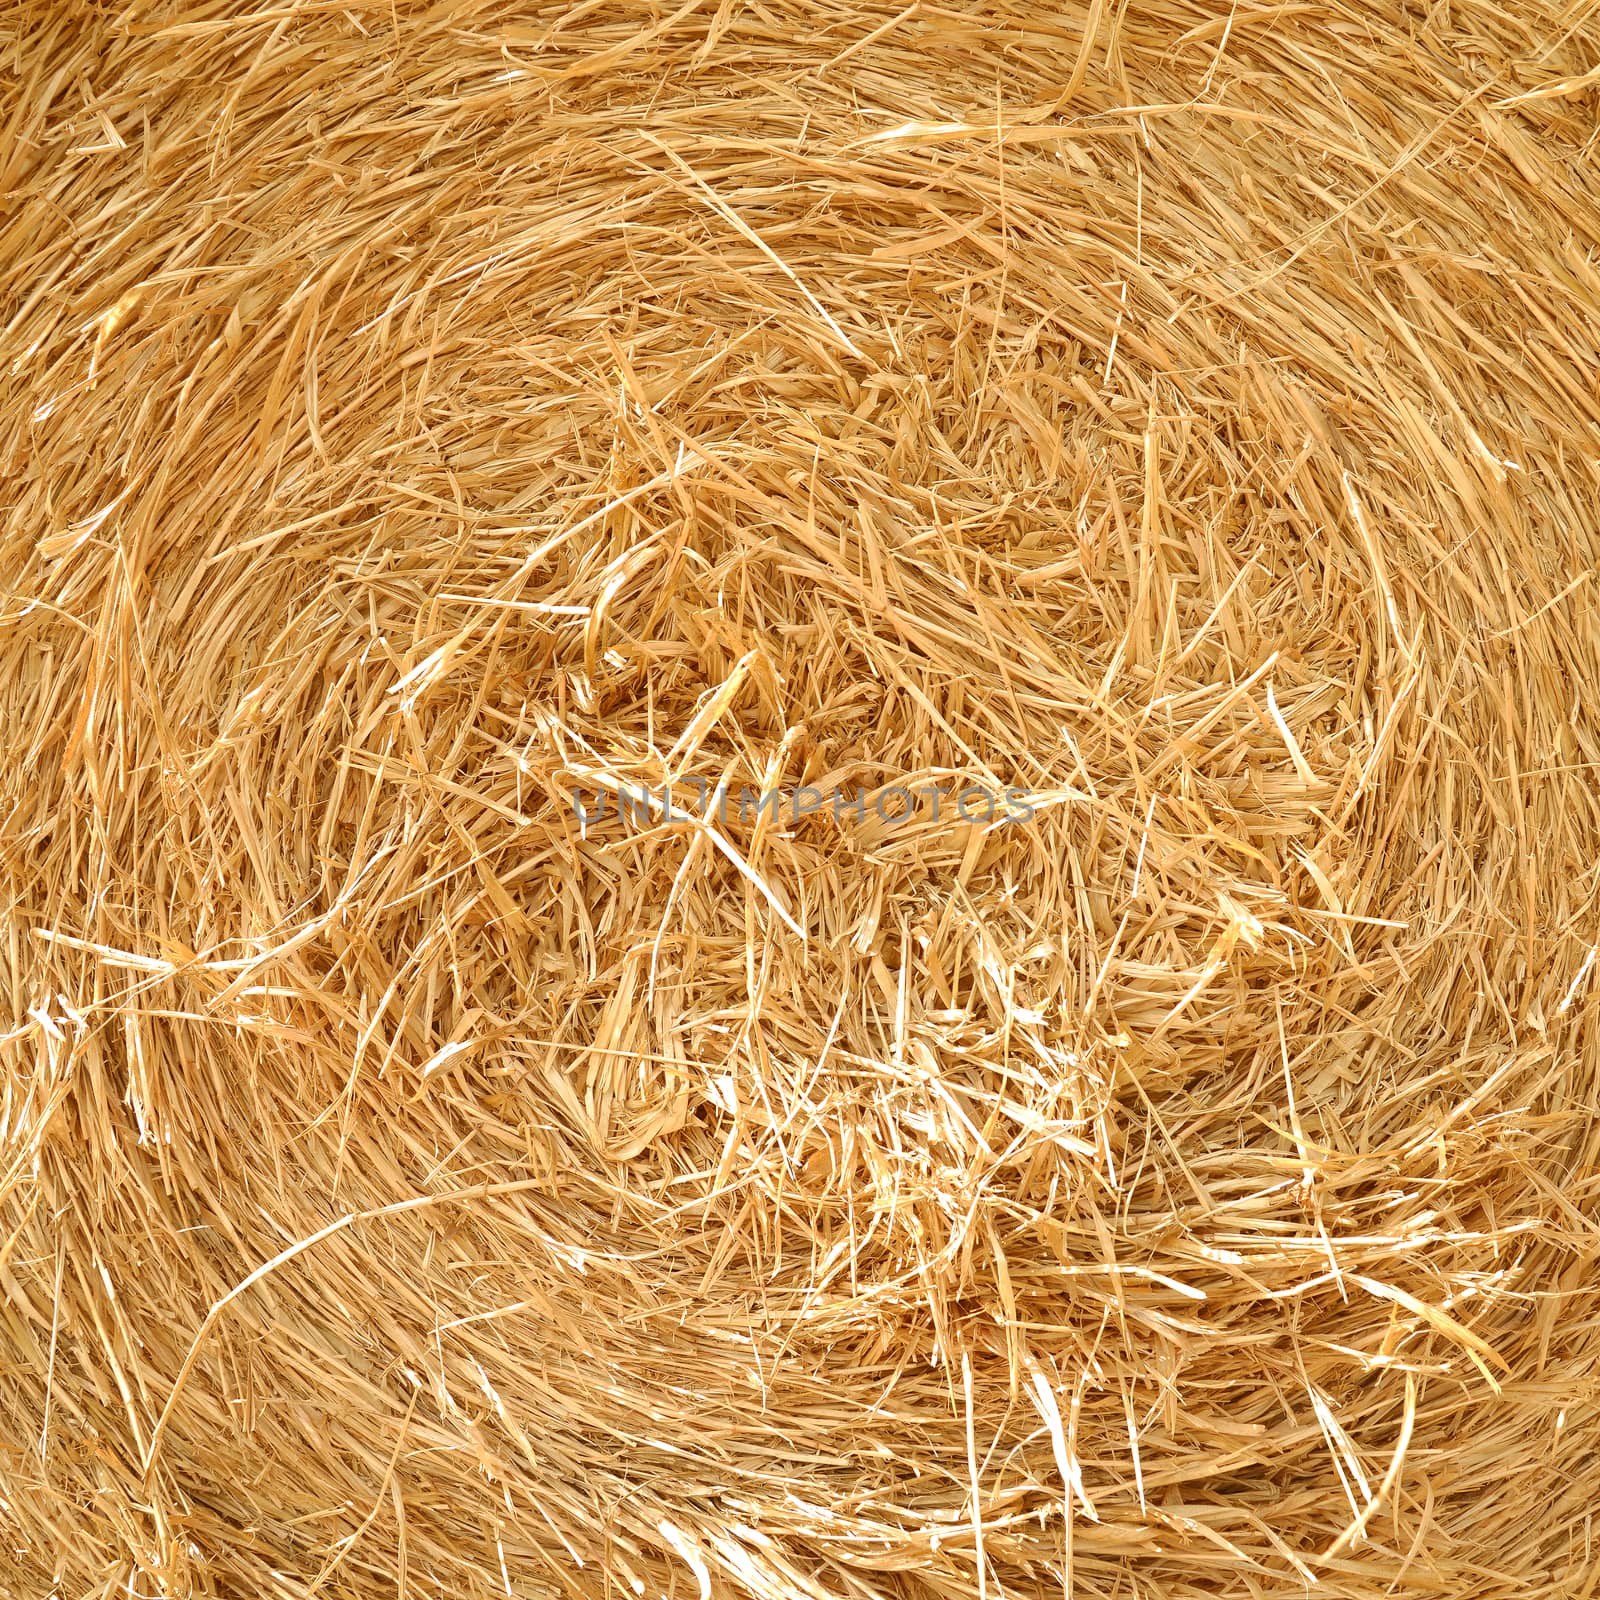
[{"xmin": 4, "ymin": 0, "xmax": 1600, "ymax": 1595}]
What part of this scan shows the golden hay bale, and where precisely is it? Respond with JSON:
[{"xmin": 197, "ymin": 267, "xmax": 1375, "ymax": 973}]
[{"xmin": 5, "ymin": 1, "xmax": 1600, "ymax": 1595}]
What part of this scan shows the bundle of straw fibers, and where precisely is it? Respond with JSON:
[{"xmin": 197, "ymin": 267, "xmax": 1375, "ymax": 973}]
[{"xmin": 6, "ymin": 1, "xmax": 1600, "ymax": 1596}]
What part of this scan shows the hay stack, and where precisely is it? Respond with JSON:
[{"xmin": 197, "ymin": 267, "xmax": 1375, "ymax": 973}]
[{"xmin": 4, "ymin": 2, "xmax": 1600, "ymax": 1596}]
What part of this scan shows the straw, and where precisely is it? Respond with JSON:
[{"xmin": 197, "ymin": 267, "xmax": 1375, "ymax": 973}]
[{"xmin": 4, "ymin": 2, "xmax": 1600, "ymax": 1596}]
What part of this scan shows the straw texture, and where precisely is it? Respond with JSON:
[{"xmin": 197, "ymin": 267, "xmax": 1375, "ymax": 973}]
[{"xmin": 4, "ymin": 2, "xmax": 1600, "ymax": 1596}]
